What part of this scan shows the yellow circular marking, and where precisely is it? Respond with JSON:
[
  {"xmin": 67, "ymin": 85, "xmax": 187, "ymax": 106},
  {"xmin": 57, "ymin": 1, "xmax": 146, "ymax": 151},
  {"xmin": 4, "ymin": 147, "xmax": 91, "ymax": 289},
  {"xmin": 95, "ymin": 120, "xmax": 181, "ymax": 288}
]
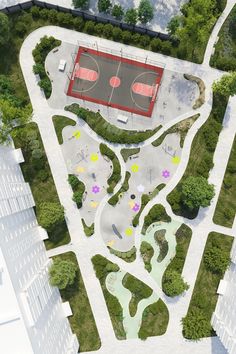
[
  {"xmin": 125, "ymin": 228, "xmax": 133, "ymax": 236},
  {"xmin": 90, "ymin": 201, "xmax": 98, "ymax": 208},
  {"xmin": 172, "ymin": 156, "xmax": 180, "ymax": 165},
  {"xmin": 90, "ymin": 153, "xmax": 99, "ymax": 162},
  {"xmin": 107, "ymin": 240, "xmax": 115, "ymax": 247},
  {"xmin": 73, "ymin": 130, "xmax": 81, "ymax": 139},
  {"xmin": 131, "ymin": 164, "xmax": 139, "ymax": 173},
  {"xmin": 76, "ymin": 166, "xmax": 85, "ymax": 173}
]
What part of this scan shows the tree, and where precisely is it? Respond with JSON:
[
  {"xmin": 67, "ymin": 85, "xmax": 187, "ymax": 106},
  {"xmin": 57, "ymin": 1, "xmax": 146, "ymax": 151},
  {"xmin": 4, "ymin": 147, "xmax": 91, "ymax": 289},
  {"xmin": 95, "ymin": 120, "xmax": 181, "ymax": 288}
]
[
  {"xmin": 167, "ymin": 16, "xmax": 181, "ymax": 37},
  {"xmin": 182, "ymin": 176, "xmax": 215, "ymax": 210},
  {"xmin": 0, "ymin": 13, "xmax": 10, "ymax": 46},
  {"xmin": 204, "ymin": 246, "xmax": 230, "ymax": 274},
  {"xmin": 37, "ymin": 202, "xmax": 64, "ymax": 232},
  {"xmin": 0, "ymin": 99, "xmax": 31, "ymax": 144},
  {"xmin": 182, "ymin": 308, "xmax": 212, "ymax": 339},
  {"xmin": 213, "ymin": 72, "xmax": 236, "ymax": 97},
  {"xmin": 72, "ymin": 0, "xmax": 89, "ymax": 9},
  {"xmin": 112, "ymin": 4, "xmax": 124, "ymax": 20},
  {"xmin": 162, "ymin": 270, "xmax": 189, "ymax": 297},
  {"xmin": 138, "ymin": 0, "xmax": 154, "ymax": 24},
  {"xmin": 124, "ymin": 9, "xmax": 138, "ymax": 25},
  {"xmin": 98, "ymin": 0, "xmax": 112, "ymax": 13},
  {"xmin": 49, "ymin": 259, "xmax": 77, "ymax": 289}
]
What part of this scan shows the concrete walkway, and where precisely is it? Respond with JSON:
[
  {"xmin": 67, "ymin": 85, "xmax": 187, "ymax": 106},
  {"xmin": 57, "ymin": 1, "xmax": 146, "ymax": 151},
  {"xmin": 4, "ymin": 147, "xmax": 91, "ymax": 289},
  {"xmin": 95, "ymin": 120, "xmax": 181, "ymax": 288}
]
[{"xmin": 18, "ymin": 5, "xmax": 236, "ymax": 351}]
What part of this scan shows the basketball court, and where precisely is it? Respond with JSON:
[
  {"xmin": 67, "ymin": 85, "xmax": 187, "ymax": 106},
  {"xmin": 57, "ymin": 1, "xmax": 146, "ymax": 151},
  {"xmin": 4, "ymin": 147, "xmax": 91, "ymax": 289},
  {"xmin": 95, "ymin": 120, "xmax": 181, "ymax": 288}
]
[{"xmin": 67, "ymin": 47, "xmax": 164, "ymax": 117}]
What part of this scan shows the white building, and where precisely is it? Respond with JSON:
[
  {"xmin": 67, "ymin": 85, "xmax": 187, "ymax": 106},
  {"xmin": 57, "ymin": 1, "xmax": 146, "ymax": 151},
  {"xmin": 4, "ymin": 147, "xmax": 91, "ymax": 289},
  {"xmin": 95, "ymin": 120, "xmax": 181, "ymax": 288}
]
[
  {"xmin": 212, "ymin": 238, "xmax": 236, "ymax": 354},
  {"xmin": 0, "ymin": 145, "xmax": 79, "ymax": 354}
]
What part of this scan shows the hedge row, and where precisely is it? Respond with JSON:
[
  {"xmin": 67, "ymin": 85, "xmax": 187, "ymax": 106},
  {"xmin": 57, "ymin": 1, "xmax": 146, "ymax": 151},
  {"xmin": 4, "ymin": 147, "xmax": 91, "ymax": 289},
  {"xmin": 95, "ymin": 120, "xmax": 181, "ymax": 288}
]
[
  {"xmin": 99, "ymin": 143, "xmax": 121, "ymax": 194},
  {"xmin": 65, "ymin": 104, "xmax": 161, "ymax": 144},
  {"xmin": 68, "ymin": 174, "xmax": 85, "ymax": 209},
  {"xmin": 109, "ymin": 246, "xmax": 136, "ymax": 263},
  {"xmin": 108, "ymin": 171, "xmax": 131, "ymax": 206},
  {"xmin": 32, "ymin": 35, "xmax": 61, "ymax": 98}
]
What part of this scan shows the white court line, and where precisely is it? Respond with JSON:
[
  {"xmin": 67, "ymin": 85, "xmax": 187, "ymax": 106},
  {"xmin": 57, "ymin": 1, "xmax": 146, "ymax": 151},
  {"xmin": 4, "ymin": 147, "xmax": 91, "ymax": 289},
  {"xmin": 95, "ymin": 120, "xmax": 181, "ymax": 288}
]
[{"xmin": 108, "ymin": 60, "xmax": 122, "ymax": 105}]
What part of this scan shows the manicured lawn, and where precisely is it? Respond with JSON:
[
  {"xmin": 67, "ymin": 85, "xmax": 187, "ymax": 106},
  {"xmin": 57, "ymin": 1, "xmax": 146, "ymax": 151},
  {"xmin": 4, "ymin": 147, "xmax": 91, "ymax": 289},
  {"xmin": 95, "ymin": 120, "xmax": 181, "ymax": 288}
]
[
  {"xmin": 184, "ymin": 232, "xmax": 233, "ymax": 338},
  {"xmin": 91, "ymin": 255, "xmax": 126, "ymax": 339},
  {"xmin": 213, "ymin": 135, "xmax": 236, "ymax": 227},
  {"xmin": 162, "ymin": 224, "xmax": 192, "ymax": 294},
  {"xmin": 53, "ymin": 252, "xmax": 101, "ymax": 352},
  {"xmin": 138, "ymin": 300, "xmax": 169, "ymax": 340},
  {"xmin": 13, "ymin": 122, "xmax": 70, "ymax": 249},
  {"xmin": 211, "ymin": 5, "xmax": 236, "ymax": 71},
  {"xmin": 167, "ymin": 92, "xmax": 228, "ymax": 219},
  {"xmin": 122, "ymin": 273, "xmax": 153, "ymax": 317},
  {"xmin": 52, "ymin": 115, "xmax": 76, "ymax": 144}
]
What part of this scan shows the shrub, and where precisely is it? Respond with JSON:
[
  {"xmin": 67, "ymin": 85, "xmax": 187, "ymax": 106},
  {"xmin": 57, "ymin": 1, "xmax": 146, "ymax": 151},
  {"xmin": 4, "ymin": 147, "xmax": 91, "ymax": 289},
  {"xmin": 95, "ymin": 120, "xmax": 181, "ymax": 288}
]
[
  {"xmin": 15, "ymin": 21, "xmax": 27, "ymax": 36},
  {"xmin": 139, "ymin": 35, "xmax": 150, "ymax": 47},
  {"xmin": 122, "ymin": 30, "xmax": 132, "ymax": 44},
  {"xmin": 132, "ymin": 33, "xmax": 141, "ymax": 44},
  {"xmin": 73, "ymin": 17, "xmax": 84, "ymax": 31},
  {"xmin": 182, "ymin": 176, "xmax": 215, "ymax": 210},
  {"xmin": 68, "ymin": 174, "xmax": 80, "ymax": 189},
  {"xmin": 84, "ymin": 21, "xmax": 95, "ymax": 34},
  {"xmin": 182, "ymin": 308, "xmax": 212, "ymax": 339},
  {"xmin": 57, "ymin": 12, "xmax": 74, "ymax": 27},
  {"xmin": 95, "ymin": 23, "xmax": 104, "ymax": 35},
  {"xmin": 161, "ymin": 41, "xmax": 172, "ymax": 55},
  {"xmin": 150, "ymin": 38, "xmax": 162, "ymax": 52},
  {"xmin": 204, "ymin": 246, "xmax": 230, "ymax": 274},
  {"xmin": 37, "ymin": 202, "xmax": 64, "ymax": 232},
  {"xmin": 49, "ymin": 259, "xmax": 77, "ymax": 289},
  {"xmin": 112, "ymin": 27, "xmax": 122, "ymax": 41},
  {"xmin": 162, "ymin": 270, "xmax": 189, "ymax": 297},
  {"xmin": 30, "ymin": 6, "xmax": 41, "ymax": 18},
  {"xmin": 103, "ymin": 23, "xmax": 113, "ymax": 38}
]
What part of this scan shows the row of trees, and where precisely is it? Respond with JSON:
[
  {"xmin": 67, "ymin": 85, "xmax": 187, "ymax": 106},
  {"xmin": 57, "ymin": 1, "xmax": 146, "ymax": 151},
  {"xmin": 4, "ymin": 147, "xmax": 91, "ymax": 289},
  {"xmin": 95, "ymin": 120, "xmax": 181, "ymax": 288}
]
[{"xmin": 72, "ymin": 0, "xmax": 154, "ymax": 25}]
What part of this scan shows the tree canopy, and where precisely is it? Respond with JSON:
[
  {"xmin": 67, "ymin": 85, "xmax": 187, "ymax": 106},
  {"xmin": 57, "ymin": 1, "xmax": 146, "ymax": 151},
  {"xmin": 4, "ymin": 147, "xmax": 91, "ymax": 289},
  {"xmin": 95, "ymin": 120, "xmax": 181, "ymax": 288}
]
[
  {"xmin": 112, "ymin": 4, "xmax": 124, "ymax": 20},
  {"xmin": 72, "ymin": 0, "xmax": 89, "ymax": 9},
  {"xmin": 38, "ymin": 202, "xmax": 64, "ymax": 232},
  {"xmin": 49, "ymin": 259, "xmax": 77, "ymax": 289},
  {"xmin": 182, "ymin": 176, "xmax": 215, "ymax": 210},
  {"xmin": 97, "ymin": 0, "xmax": 112, "ymax": 13},
  {"xmin": 182, "ymin": 308, "xmax": 212, "ymax": 339},
  {"xmin": 124, "ymin": 8, "xmax": 138, "ymax": 25},
  {"xmin": 0, "ymin": 13, "xmax": 10, "ymax": 46},
  {"xmin": 138, "ymin": 0, "xmax": 154, "ymax": 24},
  {"xmin": 204, "ymin": 246, "xmax": 230, "ymax": 274},
  {"xmin": 213, "ymin": 72, "xmax": 236, "ymax": 97},
  {"xmin": 162, "ymin": 270, "xmax": 189, "ymax": 297}
]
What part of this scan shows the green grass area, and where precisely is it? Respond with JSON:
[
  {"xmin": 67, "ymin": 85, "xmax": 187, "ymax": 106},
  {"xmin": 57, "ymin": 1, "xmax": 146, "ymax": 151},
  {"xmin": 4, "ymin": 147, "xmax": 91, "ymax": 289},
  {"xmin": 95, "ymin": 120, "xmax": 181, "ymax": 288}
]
[
  {"xmin": 53, "ymin": 252, "xmax": 101, "ymax": 351},
  {"xmin": 132, "ymin": 184, "xmax": 165, "ymax": 227},
  {"xmin": 138, "ymin": 300, "xmax": 169, "ymax": 340},
  {"xmin": 108, "ymin": 171, "xmax": 131, "ymax": 206},
  {"xmin": 184, "ymin": 232, "xmax": 233, "ymax": 338},
  {"xmin": 140, "ymin": 241, "xmax": 154, "ymax": 272},
  {"xmin": 91, "ymin": 255, "xmax": 126, "ymax": 339},
  {"xmin": 99, "ymin": 143, "xmax": 121, "ymax": 194},
  {"xmin": 109, "ymin": 246, "xmax": 136, "ymax": 263},
  {"xmin": 120, "ymin": 148, "xmax": 140, "ymax": 162},
  {"xmin": 13, "ymin": 122, "xmax": 70, "ymax": 249},
  {"xmin": 52, "ymin": 115, "xmax": 76, "ymax": 144},
  {"xmin": 82, "ymin": 219, "xmax": 95, "ymax": 237},
  {"xmin": 167, "ymin": 92, "xmax": 228, "ymax": 219},
  {"xmin": 142, "ymin": 204, "xmax": 171, "ymax": 234},
  {"xmin": 162, "ymin": 224, "xmax": 192, "ymax": 294},
  {"xmin": 211, "ymin": 5, "xmax": 236, "ymax": 71},
  {"xmin": 213, "ymin": 135, "xmax": 236, "ymax": 227},
  {"xmin": 66, "ymin": 104, "xmax": 161, "ymax": 144},
  {"xmin": 152, "ymin": 115, "xmax": 199, "ymax": 148},
  {"xmin": 122, "ymin": 273, "xmax": 153, "ymax": 317}
]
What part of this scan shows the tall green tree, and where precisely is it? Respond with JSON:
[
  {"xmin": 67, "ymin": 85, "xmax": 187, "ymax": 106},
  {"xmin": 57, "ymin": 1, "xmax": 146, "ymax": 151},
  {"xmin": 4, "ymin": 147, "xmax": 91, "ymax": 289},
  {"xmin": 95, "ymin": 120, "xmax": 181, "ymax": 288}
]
[
  {"xmin": 72, "ymin": 0, "xmax": 89, "ymax": 9},
  {"xmin": 138, "ymin": 0, "xmax": 154, "ymax": 24},
  {"xmin": 112, "ymin": 4, "xmax": 124, "ymax": 20},
  {"xmin": 37, "ymin": 202, "xmax": 64, "ymax": 232},
  {"xmin": 49, "ymin": 259, "xmax": 77, "ymax": 289},
  {"xmin": 0, "ymin": 13, "xmax": 10, "ymax": 46},
  {"xmin": 98, "ymin": 0, "xmax": 112, "ymax": 13},
  {"xmin": 124, "ymin": 8, "xmax": 138, "ymax": 25},
  {"xmin": 162, "ymin": 270, "xmax": 189, "ymax": 297},
  {"xmin": 213, "ymin": 72, "xmax": 236, "ymax": 97},
  {"xmin": 182, "ymin": 176, "xmax": 215, "ymax": 210}
]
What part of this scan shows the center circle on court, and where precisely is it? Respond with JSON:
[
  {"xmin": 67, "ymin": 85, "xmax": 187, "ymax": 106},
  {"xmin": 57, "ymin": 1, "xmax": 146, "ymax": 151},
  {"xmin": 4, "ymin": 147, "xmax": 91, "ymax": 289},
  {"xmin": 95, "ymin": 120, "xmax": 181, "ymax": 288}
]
[{"xmin": 110, "ymin": 76, "xmax": 121, "ymax": 88}]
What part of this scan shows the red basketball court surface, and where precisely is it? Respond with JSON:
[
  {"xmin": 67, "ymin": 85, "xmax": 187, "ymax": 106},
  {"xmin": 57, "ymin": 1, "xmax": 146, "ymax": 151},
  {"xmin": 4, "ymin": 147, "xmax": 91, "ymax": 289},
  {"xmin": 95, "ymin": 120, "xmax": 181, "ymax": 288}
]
[{"xmin": 67, "ymin": 47, "xmax": 164, "ymax": 117}]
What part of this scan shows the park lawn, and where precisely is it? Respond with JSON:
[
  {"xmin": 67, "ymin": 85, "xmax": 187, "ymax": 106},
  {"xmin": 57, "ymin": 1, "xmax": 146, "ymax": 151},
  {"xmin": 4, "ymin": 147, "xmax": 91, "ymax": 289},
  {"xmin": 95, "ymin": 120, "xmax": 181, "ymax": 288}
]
[
  {"xmin": 13, "ymin": 122, "xmax": 70, "ymax": 249},
  {"xmin": 52, "ymin": 116, "xmax": 76, "ymax": 144},
  {"xmin": 52, "ymin": 252, "xmax": 101, "ymax": 352},
  {"xmin": 213, "ymin": 135, "xmax": 236, "ymax": 227},
  {"xmin": 138, "ymin": 300, "xmax": 169, "ymax": 340},
  {"xmin": 210, "ymin": 5, "xmax": 236, "ymax": 71},
  {"xmin": 122, "ymin": 273, "xmax": 153, "ymax": 317},
  {"xmin": 185, "ymin": 232, "xmax": 233, "ymax": 337}
]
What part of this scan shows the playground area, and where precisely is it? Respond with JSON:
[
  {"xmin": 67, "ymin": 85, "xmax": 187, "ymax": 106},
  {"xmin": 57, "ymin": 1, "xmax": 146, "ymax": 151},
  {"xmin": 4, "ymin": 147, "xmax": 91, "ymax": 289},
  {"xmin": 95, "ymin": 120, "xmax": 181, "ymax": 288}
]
[
  {"xmin": 61, "ymin": 125, "xmax": 112, "ymax": 225},
  {"xmin": 100, "ymin": 132, "xmax": 182, "ymax": 252}
]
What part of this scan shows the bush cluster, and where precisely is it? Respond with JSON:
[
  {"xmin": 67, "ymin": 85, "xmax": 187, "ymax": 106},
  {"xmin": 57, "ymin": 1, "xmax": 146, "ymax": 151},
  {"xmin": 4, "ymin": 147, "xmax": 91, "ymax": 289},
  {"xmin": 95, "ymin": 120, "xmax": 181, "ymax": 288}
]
[
  {"xmin": 68, "ymin": 174, "xmax": 85, "ymax": 209},
  {"xmin": 162, "ymin": 269, "xmax": 189, "ymax": 297},
  {"xmin": 140, "ymin": 241, "xmax": 154, "ymax": 272},
  {"xmin": 32, "ymin": 35, "xmax": 61, "ymax": 98},
  {"xmin": 108, "ymin": 172, "xmax": 131, "ymax": 206},
  {"xmin": 109, "ymin": 246, "xmax": 136, "ymax": 262},
  {"xmin": 123, "ymin": 274, "xmax": 152, "ymax": 299},
  {"xmin": 99, "ymin": 143, "xmax": 121, "ymax": 193},
  {"xmin": 142, "ymin": 204, "xmax": 171, "ymax": 233},
  {"xmin": 81, "ymin": 219, "xmax": 94, "ymax": 236}
]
